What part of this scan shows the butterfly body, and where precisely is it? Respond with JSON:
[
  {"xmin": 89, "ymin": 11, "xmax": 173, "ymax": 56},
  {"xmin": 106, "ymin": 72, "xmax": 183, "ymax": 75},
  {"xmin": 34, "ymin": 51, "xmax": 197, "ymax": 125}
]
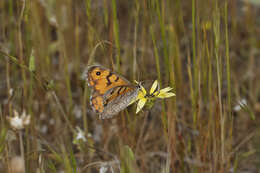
[{"xmin": 86, "ymin": 65, "xmax": 139, "ymax": 119}]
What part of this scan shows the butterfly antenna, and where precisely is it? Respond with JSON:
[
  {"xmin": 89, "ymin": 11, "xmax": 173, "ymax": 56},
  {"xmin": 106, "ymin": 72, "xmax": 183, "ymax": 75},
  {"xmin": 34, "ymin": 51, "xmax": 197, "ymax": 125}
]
[
  {"xmin": 88, "ymin": 40, "xmax": 112, "ymax": 65},
  {"xmin": 137, "ymin": 69, "xmax": 140, "ymax": 82}
]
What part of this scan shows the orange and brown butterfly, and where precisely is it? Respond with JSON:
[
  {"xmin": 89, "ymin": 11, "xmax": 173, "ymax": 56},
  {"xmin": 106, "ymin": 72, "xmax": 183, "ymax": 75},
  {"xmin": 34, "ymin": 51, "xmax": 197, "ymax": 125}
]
[{"xmin": 86, "ymin": 65, "xmax": 140, "ymax": 119}]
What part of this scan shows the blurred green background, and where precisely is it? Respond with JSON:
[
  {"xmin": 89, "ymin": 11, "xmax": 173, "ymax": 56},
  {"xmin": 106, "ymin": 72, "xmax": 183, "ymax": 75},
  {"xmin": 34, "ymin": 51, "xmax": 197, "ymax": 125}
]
[{"xmin": 0, "ymin": 0, "xmax": 260, "ymax": 172}]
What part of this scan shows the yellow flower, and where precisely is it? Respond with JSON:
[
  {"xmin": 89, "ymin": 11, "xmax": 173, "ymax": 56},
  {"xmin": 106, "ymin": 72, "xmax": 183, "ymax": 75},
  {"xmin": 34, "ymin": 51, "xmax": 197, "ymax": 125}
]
[{"xmin": 135, "ymin": 80, "xmax": 175, "ymax": 113}]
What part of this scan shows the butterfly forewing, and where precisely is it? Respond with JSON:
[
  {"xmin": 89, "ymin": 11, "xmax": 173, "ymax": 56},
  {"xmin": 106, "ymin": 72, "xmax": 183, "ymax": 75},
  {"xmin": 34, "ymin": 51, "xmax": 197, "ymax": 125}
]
[
  {"xmin": 87, "ymin": 65, "xmax": 131, "ymax": 95},
  {"xmin": 103, "ymin": 85, "xmax": 135, "ymax": 103},
  {"xmin": 86, "ymin": 65, "xmax": 139, "ymax": 119}
]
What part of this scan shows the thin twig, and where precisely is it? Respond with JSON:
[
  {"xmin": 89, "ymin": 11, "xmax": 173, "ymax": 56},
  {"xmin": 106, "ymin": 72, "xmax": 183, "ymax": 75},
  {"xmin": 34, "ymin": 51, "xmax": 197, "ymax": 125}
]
[
  {"xmin": 19, "ymin": 131, "xmax": 25, "ymax": 172},
  {"xmin": 227, "ymin": 131, "xmax": 255, "ymax": 162},
  {"xmin": 51, "ymin": 91, "xmax": 74, "ymax": 132},
  {"xmin": 135, "ymin": 111, "xmax": 149, "ymax": 155}
]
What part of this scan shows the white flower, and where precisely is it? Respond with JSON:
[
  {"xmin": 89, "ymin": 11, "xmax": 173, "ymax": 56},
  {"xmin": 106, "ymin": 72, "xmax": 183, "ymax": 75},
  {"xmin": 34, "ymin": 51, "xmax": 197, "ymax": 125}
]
[
  {"xmin": 233, "ymin": 99, "xmax": 247, "ymax": 112},
  {"xmin": 99, "ymin": 165, "xmax": 108, "ymax": 173},
  {"xmin": 9, "ymin": 88, "xmax": 14, "ymax": 96},
  {"xmin": 73, "ymin": 127, "xmax": 87, "ymax": 144},
  {"xmin": 7, "ymin": 110, "xmax": 31, "ymax": 130}
]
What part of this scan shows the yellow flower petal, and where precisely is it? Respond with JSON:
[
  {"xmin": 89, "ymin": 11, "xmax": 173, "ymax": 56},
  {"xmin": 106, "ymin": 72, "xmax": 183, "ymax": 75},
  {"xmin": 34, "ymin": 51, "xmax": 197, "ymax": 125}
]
[
  {"xmin": 128, "ymin": 82, "xmax": 146, "ymax": 106},
  {"xmin": 152, "ymin": 91, "xmax": 160, "ymax": 96},
  {"xmin": 159, "ymin": 87, "xmax": 173, "ymax": 93},
  {"xmin": 149, "ymin": 80, "xmax": 158, "ymax": 94},
  {"xmin": 157, "ymin": 92, "xmax": 175, "ymax": 98},
  {"xmin": 140, "ymin": 85, "xmax": 147, "ymax": 96},
  {"xmin": 136, "ymin": 85, "xmax": 146, "ymax": 100},
  {"xmin": 132, "ymin": 80, "xmax": 176, "ymax": 114},
  {"xmin": 136, "ymin": 98, "xmax": 147, "ymax": 113}
]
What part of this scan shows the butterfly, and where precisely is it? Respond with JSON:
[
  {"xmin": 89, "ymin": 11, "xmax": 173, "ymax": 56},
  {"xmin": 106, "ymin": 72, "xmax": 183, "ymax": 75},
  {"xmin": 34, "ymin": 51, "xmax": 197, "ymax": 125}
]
[{"xmin": 86, "ymin": 65, "xmax": 140, "ymax": 119}]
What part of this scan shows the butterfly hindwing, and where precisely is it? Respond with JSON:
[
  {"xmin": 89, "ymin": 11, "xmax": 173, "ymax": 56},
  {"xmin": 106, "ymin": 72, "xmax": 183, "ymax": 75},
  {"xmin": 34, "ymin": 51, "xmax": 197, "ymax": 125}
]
[
  {"xmin": 101, "ymin": 85, "xmax": 139, "ymax": 119},
  {"xmin": 90, "ymin": 93, "xmax": 104, "ymax": 114}
]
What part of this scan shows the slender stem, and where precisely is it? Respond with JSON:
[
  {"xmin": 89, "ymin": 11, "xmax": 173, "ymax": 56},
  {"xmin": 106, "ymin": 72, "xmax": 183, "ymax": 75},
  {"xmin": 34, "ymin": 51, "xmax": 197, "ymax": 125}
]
[
  {"xmin": 112, "ymin": 0, "xmax": 120, "ymax": 70},
  {"xmin": 82, "ymin": 84, "xmax": 88, "ymax": 133},
  {"xmin": 192, "ymin": 0, "xmax": 198, "ymax": 124},
  {"xmin": 225, "ymin": 2, "xmax": 231, "ymax": 116},
  {"xmin": 19, "ymin": 131, "xmax": 25, "ymax": 172},
  {"xmin": 18, "ymin": 0, "xmax": 27, "ymax": 97},
  {"xmin": 135, "ymin": 111, "xmax": 148, "ymax": 154},
  {"xmin": 51, "ymin": 91, "xmax": 74, "ymax": 132}
]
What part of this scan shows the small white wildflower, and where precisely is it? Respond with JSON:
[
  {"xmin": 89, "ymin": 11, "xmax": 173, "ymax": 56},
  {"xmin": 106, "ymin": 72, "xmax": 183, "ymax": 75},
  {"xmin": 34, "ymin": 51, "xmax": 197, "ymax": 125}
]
[
  {"xmin": 233, "ymin": 105, "xmax": 240, "ymax": 111},
  {"xmin": 99, "ymin": 165, "xmax": 108, "ymax": 173},
  {"xmin": 234, "ymin": 99, "xmax": 247, "ymax": 112},
  {"xmin": 73, "ymin": 127, "xmax": 87, "ymax": 144},
  {"xmin": 49, "ymin": 16, "xmax": 57, "ymax": 26},
  {"xmin": 21, "ymin": 111, "xmax": 30, "ymax": 125},
  {"xmin": 7, "ymin": 110, "xmax": 31, "ymax": 130},
  {"xmin": 9, "ymin": 88, "xmax": 14, "ymax": 96},
  {"xmin": 76, "ymin": 131, "xmax": 86, "ymax": 142}
]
